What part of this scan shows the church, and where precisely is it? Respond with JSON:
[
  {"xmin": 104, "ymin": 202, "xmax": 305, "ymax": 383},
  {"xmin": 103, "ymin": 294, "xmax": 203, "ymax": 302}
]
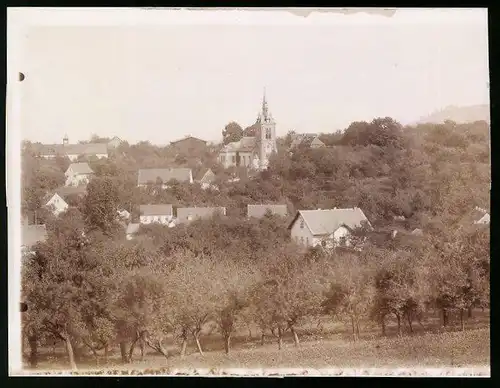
[{"xmin": 218, "ymin": 91, "xmax": 278, "ymax": 170}]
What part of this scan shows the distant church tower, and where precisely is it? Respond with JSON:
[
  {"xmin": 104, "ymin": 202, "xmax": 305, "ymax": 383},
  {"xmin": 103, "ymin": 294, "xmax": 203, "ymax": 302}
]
[
  {"xmin": 63, "ymin": 134, "xmax": 69, "ymax": 145},
  {"xmin": 254, "ymin": 89, "xmax": 277, "ymax": 169}
]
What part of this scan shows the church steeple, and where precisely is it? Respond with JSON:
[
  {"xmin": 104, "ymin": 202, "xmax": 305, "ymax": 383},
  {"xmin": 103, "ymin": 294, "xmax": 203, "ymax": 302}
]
[{"xmin": 262, "ymin": 87, "xmax": 269, "ymax": 121}]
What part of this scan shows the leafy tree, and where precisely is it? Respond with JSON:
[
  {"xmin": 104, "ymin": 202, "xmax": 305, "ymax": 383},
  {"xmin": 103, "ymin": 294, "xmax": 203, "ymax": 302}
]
[
  {"xmin": 82, "ymin": 177, "xmax": 120, "ymax": 236},
  {"xmin": 222, "ymin": 121, "xmax": 244, "ymax": 145}
]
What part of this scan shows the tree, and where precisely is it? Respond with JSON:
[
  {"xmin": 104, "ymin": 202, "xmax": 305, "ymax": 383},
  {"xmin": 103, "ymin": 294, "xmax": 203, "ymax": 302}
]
[
  {"xmin": 322, "ymin": 252, "xmax": 375, "ymax": 341},
  {"xmin": 249, "ymin": 245, "xmax": 327, "ymax": 349},
  {"xmin": 222, "ymin": 122, "xmax": 243, "ymax": 145},
  {"xmin": 82, "ymin": 177, "xmax": 120, "ymax": 236}
]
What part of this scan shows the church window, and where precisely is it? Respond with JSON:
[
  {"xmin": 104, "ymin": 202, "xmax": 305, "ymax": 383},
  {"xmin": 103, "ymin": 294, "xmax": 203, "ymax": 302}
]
[
  {"xmin": 300, "ymin": 219, "xmax": 304, "ymax": 229},
  {"xmin": 300, "ymin": 237, "xmax": 304, "ymax": 244},
  {"xmin": 232, "ymin": 155, "xmax": 236, "ymax": 164},
  {"xmin": 306, "ymin": 237, "xmax": 309, "ymax": 246},
  {"xmin": 266, "ymin": 128, "xmax": 272, "ymax": 139}
]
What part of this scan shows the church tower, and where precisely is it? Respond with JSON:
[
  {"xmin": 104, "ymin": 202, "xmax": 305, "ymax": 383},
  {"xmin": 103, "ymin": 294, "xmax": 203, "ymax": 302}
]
[{"xmin": 255, "ymin": 89, "xmax": 277, "ymax": 169}]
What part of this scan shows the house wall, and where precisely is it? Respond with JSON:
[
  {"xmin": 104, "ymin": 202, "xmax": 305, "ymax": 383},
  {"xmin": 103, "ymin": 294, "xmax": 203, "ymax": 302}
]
[
  {"xmin": 65, "ymin": 173, "xmax": 91, "ymax": 187},
  {"xmin": 218, "ymin": 151, "xmax": 254, "ymax": 168},
  {"xmin": 291, "ymin": 220, "xmax": 352, "ymax": 249},
  {"xmin": 46, "ymin": 193, "xmax": 68, "ymax": 215},
  {"xmin": 290, "ymin": 214, "xmax": 315, "ymax": 247},
  {"xmin": 139, "ymin": 215, "xmax": 173, "ymax": 225}
]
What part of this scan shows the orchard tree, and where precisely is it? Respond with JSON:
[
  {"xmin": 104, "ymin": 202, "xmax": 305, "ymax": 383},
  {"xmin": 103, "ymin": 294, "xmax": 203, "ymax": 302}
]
[
  {"xmin": 249, "ymin": 245, "xmax": 328, "ymax": 349},
  {"xmin": 322, "ymin": 252, "xmax": 376, "ymax": 341}
]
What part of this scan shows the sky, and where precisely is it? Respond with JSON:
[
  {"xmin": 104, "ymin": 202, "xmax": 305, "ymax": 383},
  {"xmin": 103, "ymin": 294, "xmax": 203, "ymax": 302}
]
[{"xmin": 13, "ymin": 8, "xmax": 489, "ymax": 145}]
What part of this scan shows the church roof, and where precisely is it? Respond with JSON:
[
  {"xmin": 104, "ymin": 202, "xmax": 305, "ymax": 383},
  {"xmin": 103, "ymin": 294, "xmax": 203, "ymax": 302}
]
[{"xmin": 222, "ymin": 136, "xmax": 257, "ymax": 152}]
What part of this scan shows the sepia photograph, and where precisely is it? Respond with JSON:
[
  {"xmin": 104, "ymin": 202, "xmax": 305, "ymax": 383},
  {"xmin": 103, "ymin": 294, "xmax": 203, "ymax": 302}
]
[{"xmin": 7, "ymin": 7, "xmax": 490, "ymax": 377}]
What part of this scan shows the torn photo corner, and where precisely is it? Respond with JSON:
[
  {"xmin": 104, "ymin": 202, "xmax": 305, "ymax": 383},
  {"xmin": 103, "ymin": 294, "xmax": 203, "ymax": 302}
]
[{"xmin": 7, "ymin": 7, "xmax": 490, "ymax": 377}]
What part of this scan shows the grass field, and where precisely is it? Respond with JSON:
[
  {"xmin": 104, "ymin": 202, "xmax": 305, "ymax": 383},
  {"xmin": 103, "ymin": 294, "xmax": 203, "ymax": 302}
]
[{"xmin": 23, "ymin": 310, "xmax": 490, "ymax": 376}]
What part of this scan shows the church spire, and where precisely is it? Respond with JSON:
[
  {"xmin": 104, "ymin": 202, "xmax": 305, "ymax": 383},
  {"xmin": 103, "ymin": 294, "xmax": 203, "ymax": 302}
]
[{"xmin": 262, "ymin": 87, "xmax": 269, "ymax": 120}]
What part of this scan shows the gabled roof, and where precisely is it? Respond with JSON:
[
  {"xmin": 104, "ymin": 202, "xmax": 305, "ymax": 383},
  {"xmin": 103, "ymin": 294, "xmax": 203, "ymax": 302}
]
[
  {"xmin": 176, "ymin": 207, "xmax": 226, "ymax": 224},
  {"xmin": 22, "ymin": 224, "xmax": 48, "ymax": 247},
  {"xmin": 288, "ymin": 208, "xmax": 371, "ymax": 235},
  {"xmin": 45, "ymin": 185, "xmax": 87, "ymax": 203},
  {"xmin": 247, "ymin": 204, "xmax": 288, "ymax": 219},
  {"xmin": 137, "ymin": 168, "xmax": 193, "ymax": 185},
  {"xmin": 67, "ymin": 162, "xmax": 94, "ymax": 175},
  {"xmin": 474, "ymin": 213, "xmax": 490, "ymax": 225},
  {"xmin": 310, "ymin": 137, "xmax": 325, "ymax": 147},
  {"xmin": 411, "ymin": 228, "xmax": 424, "ymax": 236},
  {"xmin": 198, "ymin": 168, "xmax": 216, "ymax": 184},
  {"xmin": 221, "ymin": 137, "xmax": 256, "ymax": 153},
  {"xmin": 170, "ymin": 136, "xmax": 207, "ymax": 145},
  {"xmin": 139, "ymin": 204, "xmax": 173, "ymax": 216},
  {"xmin": 126, "ymin": 223, "xmax": 141, "ymax": 235}
]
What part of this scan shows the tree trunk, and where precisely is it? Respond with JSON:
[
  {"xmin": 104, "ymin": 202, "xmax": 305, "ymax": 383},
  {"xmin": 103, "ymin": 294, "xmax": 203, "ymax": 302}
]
[
  {"xmin": 356, "ymin": 319, "xmax": 361, "ymax": 338},
  {"xmin": 381, "ymin": 315, "xmax": 386, "ymax": 336},
  {"xmin": 139, "ymin": 339, "xmax": 145, "ymax": 361},
  {"xmin": 120, "ymin": 341, "xmax": 129, "ymax": 363},
  {"xmin": 351, "ymin": 316, "xmax": 357, "ymax": 341},
  {"xmin": 193, "ymin": 332, "xmax": 204, "ymax": 356},
  {"xmin": 180, "ymin": 332, "xmax": 188, "ymax": 358},
  {"xmin": 406, "ymin": 311, "xmax": 413, "ymax": 333},
  {"xmin": 104, "ymin": 344, "xmax": 109, "ymax": 365},
  {"xmin": 261, "ymin": 331, "xmax": 265, "ymax": 346},
  {"xmin": 468, "ymin": 306, "xmax": 473, "ymax": 319},
  {"xmin": 442, "ymin": 308, "xmax": 448, "ymax": 327},
  {"xmin": 90, "ymin": 347, "xmax": 99, "ymax": 366},
  {"xmin": 460, "ymin": 309, "xmax": 465, "ymax": 331},
  {"xmin": 290, "ymin": 326, "xmax": 300, "ymax": 347},
  {"xmin": 27, "ymin": 333, "xmax": 38, "ymax": 368},
  {"xmin": 128, "ymin": 336, "xmax": 139, "ymax": 362},
  {"xmin": 64, "ymin": 337, "xmax": 77, "ymax": 371},
  {"xmin": 223, "ymin": 334, "xmax": 231, "ymax": 354},
  {"xmin": 277, "ymin": 327, "xmax": 283, "ymax": 350},
  {"xmin": 247, "ymin": 327, "xmax": 252, "ymax": 340},
  {"xmin": 396, "ymin": 314, "xmax": 402, "ymax": 337}
]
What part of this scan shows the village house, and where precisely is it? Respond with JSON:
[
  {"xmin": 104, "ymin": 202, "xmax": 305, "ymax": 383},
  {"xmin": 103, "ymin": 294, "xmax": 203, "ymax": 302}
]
[
  {"xmin": 310, "ymin": 136, "xmax": 326, "ymax": 149},
  {"xmin": 22, "ymin": 224, "xmax": 48, "ymax": 255},
  {"xmin": 64, "ymin": 162, "xmax": 94, "ymax": 187},
  {"xmin": 44, "ymin": 186, "xmax": 87, "ymax": 216},
  {"xmin": 35, "ymin": 135, "xmax": 108, "ymax": 161},
  {"xmin": 117, "ymin": 209, "xmax": 131, "ymax": 221},
  {"xmin": 170, "ymin": 135, "xmax": 207, "ymax": 154},
  {"xmin": 289, "ymin": 133, "xmax": 318, "ymax": 149},
  {"xmin": 197, "ymin": 168, "xmax": 217, "ymax": 190},
  {"xmin": 137, "ymin": 168, "xmax": 194, "ymax": 188},
  {"xmin": 176, "ymin": 207, "xmax": 226, "ymax": 224},
  {"xmin": 288, "ymin": 207, "xmax": 372, "ymax": 248},
  {"xmin": 218, "ymin": 91, "xmax": 278, "ymax": 170},
  {"xmin": 126, "ymin": 223, "xmax": 140, "ymax": 240},
  {"xmin": 247, "ymin": 204, "xmax": 288, "ymax": 219},
  {"xmin": 139, "ymin": 204, "xmax": 174, "ymax": 225}
]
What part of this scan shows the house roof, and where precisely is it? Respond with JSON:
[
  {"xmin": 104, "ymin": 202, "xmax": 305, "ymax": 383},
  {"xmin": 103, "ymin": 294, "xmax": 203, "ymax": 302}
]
[
  {"xmin": 411, "ymin": 228, "xmax": 424, "ymax": 236},
  {"xmin": 198, "ymin": 168, "xmax": 216, "ymax": 183},
  {"xmin": 221, "ymin": 137, "xmax": 256, "ymax": 153},
  {"xmin": 126, "ymin": 223, "xmax": 140, "ymax": 235},
  {"xmin": 289, "ymin": 133, "xmax": 318, "ymax": 148},
  {"xmin": 288, "ymin": 208, "xmax": 371, "ymax": 235},
  {"xmin": 474, "ymin": 213, "xmax": 490, "ymax": 225},
  {"xmin": 170, "ymin": 136, "xmax": 207, "ymax": 145},
  {"xmin": 247, "ymin": 204, "xmax": 288, "ymax": 219},
  {"xmin": 45, "ymin": 185, "xmax": 87, "ymax": 203},
  {"xmin": 137, "ymin": 168, "xmax": 193, "ymax": 185},
  {"xmin": 310, "ymin": 137, "xmax": 325, "ymax": 147},
  {"xmin": 139, "ymin": 204, "xmax": 173, "ymax": 216},
  {"xmin": 36, "ymin": 143, "xmax": 108, "ymax": 156},
  {"xmin": 176, "ymin": 207, "xmax": 226, "ymax": 224},
  {"xmin": 67, "ymin": 162, "xmax": 94, "ymax": 175},
  {"xmin": 22, "ymin": 224, "xmax": 48, "ymax": 247}
]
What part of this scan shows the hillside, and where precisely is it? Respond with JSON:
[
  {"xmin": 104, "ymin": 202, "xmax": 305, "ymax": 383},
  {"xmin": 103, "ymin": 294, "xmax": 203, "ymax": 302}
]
[{"xmin": 417, "ymin": 104, "xmax": 490, "ymax": 125}]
